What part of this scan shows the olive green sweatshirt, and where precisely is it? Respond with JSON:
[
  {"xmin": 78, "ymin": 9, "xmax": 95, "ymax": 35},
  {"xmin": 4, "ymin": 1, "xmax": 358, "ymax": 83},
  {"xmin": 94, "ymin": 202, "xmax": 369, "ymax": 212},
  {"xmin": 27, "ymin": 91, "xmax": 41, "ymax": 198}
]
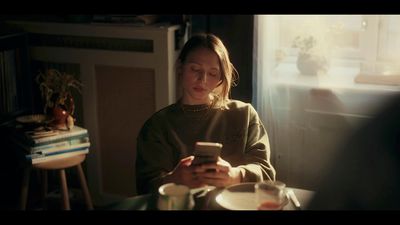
[{"xmin": 136, "ymin": 99, "xmax": 276, "ymax": 194}]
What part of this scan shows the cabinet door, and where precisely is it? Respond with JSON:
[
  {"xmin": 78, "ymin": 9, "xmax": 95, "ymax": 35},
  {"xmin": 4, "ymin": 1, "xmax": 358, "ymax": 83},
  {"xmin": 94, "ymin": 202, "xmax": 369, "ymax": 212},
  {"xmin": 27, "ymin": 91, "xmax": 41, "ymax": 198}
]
[{"xmin": 95, "ymin": 65, "xmax": 155, "ymax": 197}]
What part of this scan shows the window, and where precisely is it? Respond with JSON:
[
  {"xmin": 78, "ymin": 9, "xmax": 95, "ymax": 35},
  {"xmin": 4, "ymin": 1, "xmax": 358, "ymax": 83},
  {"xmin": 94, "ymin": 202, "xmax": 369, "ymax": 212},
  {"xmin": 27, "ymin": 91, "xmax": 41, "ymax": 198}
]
[
  {"xmin": 253, "ymin": 15, "xmax": 400, "ymax": 190},
  {"xmin": 277, "ymin": 16, "xmax": 363, "ymax": 62},
  {"xmin": 377, "ymin": 16, "xmax": 400, "ymax": 61},
  {"xmin": 268, "ymin": 15, "xmax": 400, "ymax": 71}
]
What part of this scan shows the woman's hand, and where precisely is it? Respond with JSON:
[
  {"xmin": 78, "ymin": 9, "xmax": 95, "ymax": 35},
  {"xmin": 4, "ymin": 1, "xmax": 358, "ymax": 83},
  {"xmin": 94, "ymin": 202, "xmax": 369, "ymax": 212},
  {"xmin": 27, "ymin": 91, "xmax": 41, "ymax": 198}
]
[
  {"xmin": 193, "ymin": 157, "xmax": 243, "ymax": 187},
  {"xmin": 164, "ymin": 156, "xmax": 206, "ymax": 188}
]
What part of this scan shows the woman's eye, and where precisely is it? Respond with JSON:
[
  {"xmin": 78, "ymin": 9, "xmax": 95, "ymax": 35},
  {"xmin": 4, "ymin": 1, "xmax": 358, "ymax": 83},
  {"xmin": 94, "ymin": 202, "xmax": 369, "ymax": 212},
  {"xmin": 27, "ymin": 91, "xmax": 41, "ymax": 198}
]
[
  {"xmin": 191, "ymin": 67, "xmax": 201, "ymax": 72},
  {"xmin": 209, "ymin": 72, "xmax": 220, "ymax": 78}
]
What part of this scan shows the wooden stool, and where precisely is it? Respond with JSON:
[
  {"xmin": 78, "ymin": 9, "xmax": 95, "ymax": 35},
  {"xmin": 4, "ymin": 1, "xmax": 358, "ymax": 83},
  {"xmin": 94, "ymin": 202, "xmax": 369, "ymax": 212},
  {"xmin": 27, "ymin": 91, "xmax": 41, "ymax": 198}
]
[{"xmin": 20, "ymin": 154, "xmax": 94, "ymax": 210}]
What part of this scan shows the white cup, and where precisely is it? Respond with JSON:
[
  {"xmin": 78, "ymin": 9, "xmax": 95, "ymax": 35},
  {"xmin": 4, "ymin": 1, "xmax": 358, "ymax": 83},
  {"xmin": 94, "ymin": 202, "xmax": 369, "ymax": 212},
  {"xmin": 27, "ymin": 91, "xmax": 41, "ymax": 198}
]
[{"xmin": 157, "ymin": 183, "xmax": 194, "ymax": 210}]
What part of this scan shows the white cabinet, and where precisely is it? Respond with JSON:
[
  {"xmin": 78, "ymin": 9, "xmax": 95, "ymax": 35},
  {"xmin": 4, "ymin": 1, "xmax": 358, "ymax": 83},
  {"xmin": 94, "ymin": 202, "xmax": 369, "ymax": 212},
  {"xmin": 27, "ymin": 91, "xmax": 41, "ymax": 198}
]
[{"xmin": 9, "ymin": 21, "xmax": 185, "ymax": 205}]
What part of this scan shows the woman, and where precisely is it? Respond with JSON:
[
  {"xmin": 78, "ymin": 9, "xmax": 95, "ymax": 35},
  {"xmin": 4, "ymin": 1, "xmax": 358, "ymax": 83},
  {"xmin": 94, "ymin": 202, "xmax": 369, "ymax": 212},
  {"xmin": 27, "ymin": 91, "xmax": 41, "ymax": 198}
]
[{"xmin": 136, "ymin": 33, "xmax": 275, "ymax": 194}]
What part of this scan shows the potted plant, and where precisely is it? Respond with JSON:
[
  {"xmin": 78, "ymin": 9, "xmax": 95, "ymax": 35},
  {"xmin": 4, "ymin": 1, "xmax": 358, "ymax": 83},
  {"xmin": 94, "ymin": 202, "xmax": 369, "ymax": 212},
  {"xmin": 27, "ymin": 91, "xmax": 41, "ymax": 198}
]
[
  {"xmin": 36, "ymin": 69, "xmax": 83, "ymax": 129},
  {"xmin": 292, "ymin": 35, "xmax": 329, "ymax": 76}
]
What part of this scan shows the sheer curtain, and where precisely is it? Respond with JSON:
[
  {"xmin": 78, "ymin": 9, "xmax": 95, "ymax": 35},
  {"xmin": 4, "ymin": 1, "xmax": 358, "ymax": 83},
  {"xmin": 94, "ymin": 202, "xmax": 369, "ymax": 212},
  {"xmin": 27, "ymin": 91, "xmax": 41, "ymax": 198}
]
[{"xmin": 253, "ymin": 15, "xmax": 400, "ymax": 190}]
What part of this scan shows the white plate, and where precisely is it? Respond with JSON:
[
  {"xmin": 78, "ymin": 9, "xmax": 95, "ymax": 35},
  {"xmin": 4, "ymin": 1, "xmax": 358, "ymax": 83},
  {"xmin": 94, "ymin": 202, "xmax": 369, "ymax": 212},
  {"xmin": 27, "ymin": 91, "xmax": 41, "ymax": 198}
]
[
  {"xmin": 16, "ymin": 114, "xmax": 48, "ymax": 124},
  {"xmin": 215, "ymin": 182, "xmax": 288, "ymax": 210}
]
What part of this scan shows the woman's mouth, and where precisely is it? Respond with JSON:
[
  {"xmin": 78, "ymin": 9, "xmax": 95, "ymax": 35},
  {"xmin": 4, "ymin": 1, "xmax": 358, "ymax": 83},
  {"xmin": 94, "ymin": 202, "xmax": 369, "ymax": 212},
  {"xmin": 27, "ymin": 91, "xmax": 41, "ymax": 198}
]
[{"xmin": 193, "ymin": 87, "xmax": 206, "ymax": 92}]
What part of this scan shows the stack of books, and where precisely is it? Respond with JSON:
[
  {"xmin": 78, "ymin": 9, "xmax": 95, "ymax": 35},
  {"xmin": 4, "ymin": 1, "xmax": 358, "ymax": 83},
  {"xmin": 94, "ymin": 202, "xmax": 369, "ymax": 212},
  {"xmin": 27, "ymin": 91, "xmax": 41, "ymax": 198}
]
[{"xmin": 13, "ymin": 126, "xmax": 90, "ymax": 164}]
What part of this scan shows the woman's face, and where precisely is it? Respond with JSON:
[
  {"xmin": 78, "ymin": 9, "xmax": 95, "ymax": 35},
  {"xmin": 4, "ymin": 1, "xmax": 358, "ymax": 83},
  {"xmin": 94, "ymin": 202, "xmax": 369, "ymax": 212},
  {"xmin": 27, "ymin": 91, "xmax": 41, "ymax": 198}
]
[{"xmin": 180, "ymin": 48, "xmax": 222, "ymax": 105}]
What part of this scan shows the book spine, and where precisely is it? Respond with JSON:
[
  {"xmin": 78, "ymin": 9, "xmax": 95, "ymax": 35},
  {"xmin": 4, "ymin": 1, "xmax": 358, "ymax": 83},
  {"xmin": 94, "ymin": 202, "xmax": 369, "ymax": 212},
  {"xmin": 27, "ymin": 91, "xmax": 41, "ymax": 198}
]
[
  {"xmin": 31, "ymin": 133, "xmax": 89, "ymax": 147},
  {"xmin": 27, "ymin": 142, "xmax": 91, "ymax": 157},
  {"xmin": 25, "ymin": 147, "xmax": 88, "ymax": 160},
  {"xmin": 30, "ymin": 149, "xmax": 89, "ymax": 164},
  {"xmin": 33, "ymin": 129, "xmax": 88, "ymax": 144},
  {"xmin": 34, "ymin": 141, "xmax": 72, "ymax": 151},
  {"xmin": 30, "ymin": 136, "xmax": 90, "ymax": 153}
]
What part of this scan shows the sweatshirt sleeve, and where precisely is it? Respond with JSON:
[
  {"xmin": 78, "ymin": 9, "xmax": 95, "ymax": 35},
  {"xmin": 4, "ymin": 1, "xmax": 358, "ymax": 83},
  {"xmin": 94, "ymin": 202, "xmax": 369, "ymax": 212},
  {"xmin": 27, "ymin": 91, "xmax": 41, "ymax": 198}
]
[
  {"xmin": 135, "ymin": 117, "xmax": 177, "ymax": 194},
  {"xmin": 238, "ymin": 105, "xmax": 276, "ymax": 182}
]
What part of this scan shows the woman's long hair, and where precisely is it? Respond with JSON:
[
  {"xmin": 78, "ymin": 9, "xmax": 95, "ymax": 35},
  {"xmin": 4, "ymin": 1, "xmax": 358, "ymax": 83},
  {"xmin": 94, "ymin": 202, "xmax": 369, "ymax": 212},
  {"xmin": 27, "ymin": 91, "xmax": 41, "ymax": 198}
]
[{"xmin": 176, "ymin": 33, "xmax": 238, "ymax": 108}]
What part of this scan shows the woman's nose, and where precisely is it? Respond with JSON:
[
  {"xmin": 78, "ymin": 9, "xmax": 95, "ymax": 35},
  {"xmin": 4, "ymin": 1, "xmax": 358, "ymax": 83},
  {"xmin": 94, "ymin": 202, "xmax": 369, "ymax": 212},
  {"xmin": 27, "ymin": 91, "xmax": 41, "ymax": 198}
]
[{"xmin": 197, "ymin": 72, "xmax": 207, "ymax": 82}]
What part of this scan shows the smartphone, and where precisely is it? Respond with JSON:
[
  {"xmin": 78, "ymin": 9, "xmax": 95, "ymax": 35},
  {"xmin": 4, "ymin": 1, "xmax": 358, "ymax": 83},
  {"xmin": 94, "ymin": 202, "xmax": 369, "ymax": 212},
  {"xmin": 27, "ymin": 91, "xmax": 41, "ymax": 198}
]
[{"xmin": 191, "ymin": 142, "xmax": 223, "ymax": 166}]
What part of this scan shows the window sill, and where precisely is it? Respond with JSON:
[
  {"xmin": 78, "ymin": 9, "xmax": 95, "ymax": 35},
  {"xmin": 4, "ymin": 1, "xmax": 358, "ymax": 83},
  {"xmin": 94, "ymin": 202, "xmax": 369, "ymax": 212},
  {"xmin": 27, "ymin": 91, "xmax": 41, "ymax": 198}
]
[{"xmin": 270, "ymin": 63, "xmax": 400, "ymax": 93}]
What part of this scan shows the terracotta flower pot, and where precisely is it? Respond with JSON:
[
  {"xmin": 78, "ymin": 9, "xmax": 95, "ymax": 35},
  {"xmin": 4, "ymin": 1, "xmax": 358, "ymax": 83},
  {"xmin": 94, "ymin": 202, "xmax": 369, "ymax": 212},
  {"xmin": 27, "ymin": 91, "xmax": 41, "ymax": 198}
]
[
  {"xmin": 50, "ymin": 95, "xmax": 75, "ymax": 129},
  {"xmin": 297, "ymin": 53, "xmax": 329, "ymax": 76},
  {"xmin": 52, "ymin": 106, "xmax": 69, "ymax": 129}
]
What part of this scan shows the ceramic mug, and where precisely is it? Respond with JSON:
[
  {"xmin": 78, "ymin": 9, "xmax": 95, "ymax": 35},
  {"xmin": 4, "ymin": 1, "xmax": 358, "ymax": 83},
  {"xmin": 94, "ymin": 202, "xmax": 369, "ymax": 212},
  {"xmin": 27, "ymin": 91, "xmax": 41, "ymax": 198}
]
[{"xmin": 157, "ymin": 183, "xmax": 194, "ymax": 210}]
